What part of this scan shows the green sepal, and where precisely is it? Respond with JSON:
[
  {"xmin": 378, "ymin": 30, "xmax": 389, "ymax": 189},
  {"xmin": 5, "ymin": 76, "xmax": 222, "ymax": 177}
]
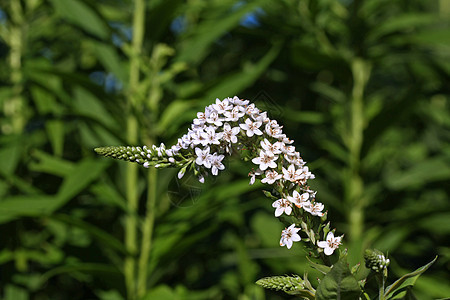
[{"xmin": 384, "ymin": 256, "xmax": 437, "ymax": 300}]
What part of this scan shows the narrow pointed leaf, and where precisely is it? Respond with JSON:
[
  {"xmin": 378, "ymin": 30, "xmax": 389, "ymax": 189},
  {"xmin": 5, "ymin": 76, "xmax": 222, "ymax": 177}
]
[
  {"xmin": 306, "ymin": 256, "xmax": 331, "ymax": 275},
  {"xmin": 50, "ymin": 214, "xmax": 127, "ymax": 255},
  {"xmin": 56, "ymin": 158, "xmax": 110, "ymax": 203},
  {"xmin": 384, "ymin": 256, "xmax": 438, "ymax": 299},
  {"xmin": 49, "ymin": 0, "xmax": 109, "ymax": 39}
]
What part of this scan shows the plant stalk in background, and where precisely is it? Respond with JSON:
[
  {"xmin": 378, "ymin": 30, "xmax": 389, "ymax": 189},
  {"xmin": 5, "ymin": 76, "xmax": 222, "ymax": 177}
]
[{"xmin": 124, "ymin": 0, "xmax": 146, "ymax": 299}]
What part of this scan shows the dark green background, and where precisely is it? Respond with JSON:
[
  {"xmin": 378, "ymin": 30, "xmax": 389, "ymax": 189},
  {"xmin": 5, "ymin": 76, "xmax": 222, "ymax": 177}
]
[{"xmin": 0, "ymin": 0, "xmax": 449, "ymax": 299}]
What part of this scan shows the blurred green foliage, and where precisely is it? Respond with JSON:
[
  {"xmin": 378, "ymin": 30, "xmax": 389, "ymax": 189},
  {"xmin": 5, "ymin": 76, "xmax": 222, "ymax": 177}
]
[{"xmin": 0, "ymin": 0, "xmax": 449, "ymax": 299}]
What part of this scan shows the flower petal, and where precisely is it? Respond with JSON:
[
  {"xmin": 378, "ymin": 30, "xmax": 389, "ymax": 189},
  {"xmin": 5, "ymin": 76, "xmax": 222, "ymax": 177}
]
[{"xmin": 324, "ymin": 247, "xmax": 334, "ymax": 256}]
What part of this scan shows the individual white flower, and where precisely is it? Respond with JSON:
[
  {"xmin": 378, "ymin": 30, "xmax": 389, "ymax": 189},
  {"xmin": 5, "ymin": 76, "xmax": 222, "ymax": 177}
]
[
  {"xmin": 245, "ymin": 103, "xmax": 259, "ymax": 116},
  {"xmin": 210, "ymin": 153, "xmax": 225, "ymax": 175},
  {"xmin": 281, "ymin": 145, "xmax": 296, "ymax": 155},
  {"xmin": 171, "ymin": 140, "xmax": 182, "ymax": 153},
  {"xmin": 252, "ymin": 150, "xmax": 278, "ymax": 170},
  {"xmin": 261, "ymin": 138, "xmax": 282, "ymax": 155},
  {"xmin": 248, "ymin": 169, "xmax": 262, "ymax": 185},
  {"xmin": 280, "ymin": 224, "xmax": 301, "ymax": 249},
  {"xmin": 213, "ymin": 98, "xmax": 232, "ymax": 114},
  {"xmin": 302, "ymin": 166, "xmax": 315, "ymax": 180},
  {"xmin": 224, "ymin": 106, "xmax": 245, "ymax": 121},
  {"xmin": 272, "ymin": 198, "xmax": 292, "ymax": 217},
  {"xmin": 231, "ymin": 97, "xmax": 249, "ymax": 106},
  {"xmin": 317, "ymin": 232, "xmax": 342, "ymax": 255},
  {"xmin": 261, "ymin": 170, "xmax": 282, "ymax": 184},
  {"xmin": 201, "ymin": 126, "xmax": 222, "ymax": 145},
  {"xmin": 181, "ymin": 131, "xmax": 193, "ymax": 147},
  {"xmin": 265, "ymin": 123, "xmax": 283, "ymax": 138},
  {"xmin": 222, "ymin": 123, "xmax": 241, "ymax": 144},
  {"xmin": 304, "ymin": 201, "xmax": 324, "ymax": 217},
  {"xmin": 285, "ymin": 152, "xmax": 305, "ymax": 166},
  {"xmin": 193, "ymin": 111, "xmax": 207, "ymax": 126},
  {"xmin": 239, "ymin": 118, "xmax": 263, "ymax": 137},
  {"xmin": 253, "ymin": 111, "xmax": 269, "ymax": 123},
  {"xmin": 191, "ymin": 128, "xmax": 207, "ymax": 146},
  {"xmin": 206, "ymin": 110, "xmax": 223, "ymax": 126},
  {"xmin": 282, "ymin": 164, "xmax": 302, "ymax": 182},
  {"xmin": 287, "ymin": 190, "xmax": 310, "ymax": 208},
  {"xmin": 281, "ymin": 136, "xmax": 294, "ymax": 144},
  {"xmin": 195, "ymin": 147, "xmax": 211, "ymax": 168}
]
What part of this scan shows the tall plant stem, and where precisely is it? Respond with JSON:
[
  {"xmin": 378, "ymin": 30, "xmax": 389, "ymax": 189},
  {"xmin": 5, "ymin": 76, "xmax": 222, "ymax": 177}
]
[
  {"xmin": 5, "ymin": 1, "xmax": 25, "ymax": 134},
  {"xmin": 124, "ymin": 0, "xmax": 146, "ymax": 299},
  {"xmin": 347, "ymin": 58, "xmax": 371, "ymax": 243},
  {"xmin": 137, "ymin": 166, "xmax": 157, "ymax": 298},
  {"xmin": 125, "ymin": 119, "xmax": 138, "ymax": 300}
]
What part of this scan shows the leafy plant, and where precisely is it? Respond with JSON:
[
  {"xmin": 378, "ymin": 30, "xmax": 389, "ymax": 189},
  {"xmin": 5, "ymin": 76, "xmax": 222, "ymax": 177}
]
[{"xmin": 0, "ymin": 0, "xmax": 448, "ymax": 299}]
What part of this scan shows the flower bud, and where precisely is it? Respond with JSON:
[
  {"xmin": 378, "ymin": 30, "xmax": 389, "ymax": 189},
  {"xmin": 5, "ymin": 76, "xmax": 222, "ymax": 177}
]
[
  {"xmin": 364, "ymin": 249, "xmax": 390, "ymax": 273},
  {"xmin": 256, "ymin": 275, "xmax": 304, "ymax": 292}
]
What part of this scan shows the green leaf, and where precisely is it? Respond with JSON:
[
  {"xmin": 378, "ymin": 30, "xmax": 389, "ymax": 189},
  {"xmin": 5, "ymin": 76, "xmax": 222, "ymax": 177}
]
[
  {"xmin": 385, "ymin": 156, "xmax": 450, "ymax": 190},
  {"xmin": 140, "ymin": 285, "xmax": 175, "ymax": 300},
  {"xmin": 0, "ymin": 157, "xmax": 113, "ymax": 222},
  {"xmin": 367, "ymin": 13, "xmax": 436, "ymax": 42},
  {"xmin": 56, "ymin": 158, "xmax": 110, "ymax": 203},
  {"xmin": 49, "ymin": 0, "xmax": 109, "ymax": 39},
  {"xmin": 92, "ymin": 42, "xmax": 127, "ymax": 83},
  {"xmin": 204, "ymin": 41, "xmax": 282, "ymax": 100},
  {"xmin": 176, "ymin": 0, "xmax": 269, "ymax": 65},
  {"xmin": 50, "ymin": 214, "xmax": 127, "ymax": 255},
  {"xmin": 250, "ymin": 212, "xmax": 283, "ymax": 247},
  {"xmin": 73, "ymin": 86, "xmax": 120, "ymax": 131},
  {"xmin": 285, "ymin": 289, "xmax": 315, "ymax": 299},
  {"xmin": 30, "ymin": 86, "xmax": 65, "ymax": 156},
  {"xmin": 0, "ymin": 136, "xmax": 22, "ymax": 176},
  {"xmin": 306, "ymin": 256, "xmax": 331, "ymax": 275},
  {"xmin": 97, "ymin": 290, "xmax": 124, "ymax": 300},
  {"xmin": 0, "ymin": 196, "xmax": 57, "ymax": 224},
  {"xmin": 419, "ymin": 213, "xmax": 450, "ymax": 235},
  {"xmin": 315, "ymin": 256, "xmax": 361, "ymax": 300},
  {"xmin": 3, "ymin": 284, "xmax": 29, "ymax": 300},
  {"xmin": 90, "ymin": 182, "xmax": 128, "ymax": 212},
  {"xmin": 30, "ymin": 150, "xmax": 75, "ymax": 177},
  {"xmin": 385, "ymin": 256, "xmax": 438, "ymax": 300},
  {"xmin": 157, "ymin": 99, "xmax": 197, "ymax": 135},
  {"xmin": 40, "ymin": 263, "xmax": 120, "ymax": 283},
  {"xmin": 410, "ymin": 29, "xmax": 450, "ymax": 47}
]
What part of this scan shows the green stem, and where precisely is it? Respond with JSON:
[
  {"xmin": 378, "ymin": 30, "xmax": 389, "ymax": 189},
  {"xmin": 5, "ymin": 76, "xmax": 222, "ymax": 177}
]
[
  {"xmin": 124, "ymin": 0, "xmax": 146, "ymax": 299},
  {"xmin": 5, "ymin": 1, "xmax": 25, "ymax": 134},
  {"xmin": 124, "ymin": 117, "xmax": 138, "ymax": 300},
  {"xmin": 376, "ymin": 274, "xmax": 385, "ymax": 300},
  {"xmin": 347, "ymin": 58, "xmax": 371, "ymax": 243},
  {"xmin": 137, "ymin": 167, "xmax": 157, "ymax": 298}
]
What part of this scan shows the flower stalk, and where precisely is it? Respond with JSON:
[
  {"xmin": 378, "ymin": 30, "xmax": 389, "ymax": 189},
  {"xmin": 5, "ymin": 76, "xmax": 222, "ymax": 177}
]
[
  {"xmin": 95, "ymin": 96, "xmax": 436, "ymax": 299},
  {"xmin": 95, "ymin": 96, "xmax": 342, "ymax": 261}
]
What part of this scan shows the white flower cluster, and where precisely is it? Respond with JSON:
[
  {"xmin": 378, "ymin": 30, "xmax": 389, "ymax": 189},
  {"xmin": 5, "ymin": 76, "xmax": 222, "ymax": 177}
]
[{"xmin": 142, "ymin": 96, "xmax": 340, "ymax": 254}]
